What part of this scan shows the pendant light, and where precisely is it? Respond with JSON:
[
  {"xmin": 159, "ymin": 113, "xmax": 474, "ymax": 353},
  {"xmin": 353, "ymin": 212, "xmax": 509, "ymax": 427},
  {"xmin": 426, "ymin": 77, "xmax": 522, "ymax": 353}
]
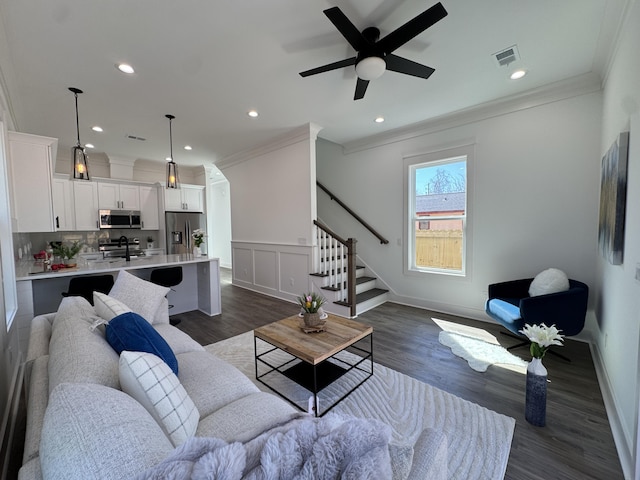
[
  {"xmin": 165, "ymin": 114, "xmax": 179, "ymax": 189},
  {"xmin": 68, "ymin": 87, "xmax": 90, "ymax": 180}
]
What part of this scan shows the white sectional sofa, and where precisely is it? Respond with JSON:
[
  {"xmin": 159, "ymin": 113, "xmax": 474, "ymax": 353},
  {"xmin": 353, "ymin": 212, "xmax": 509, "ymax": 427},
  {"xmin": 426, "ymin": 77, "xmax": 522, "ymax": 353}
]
[{"xmin": 18, "ymin": 271, "xmax": 447, "ymax": 479}]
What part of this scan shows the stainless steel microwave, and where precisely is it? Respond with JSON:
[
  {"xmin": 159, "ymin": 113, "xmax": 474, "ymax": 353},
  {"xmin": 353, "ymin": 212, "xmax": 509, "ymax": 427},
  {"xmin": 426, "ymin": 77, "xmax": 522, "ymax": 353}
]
[{"xmin": 99, "ymin": 210, "xmax": 141, "ymax": 229}]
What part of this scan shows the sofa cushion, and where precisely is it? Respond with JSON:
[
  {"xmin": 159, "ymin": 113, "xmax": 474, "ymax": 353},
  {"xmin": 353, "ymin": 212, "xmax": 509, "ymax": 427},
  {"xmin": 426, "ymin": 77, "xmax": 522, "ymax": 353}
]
[
  {"xmin": 48, "ymin": 309, "xmax": 120, "ymax": 395},
  {"xmin": 196, "ymin": 391, "xmax": 299, "ymax": 443},
  {"xmin": 119, "ymin": 351, "xmax": 199, "ymax": 447},
  {"xmin": 93, "ymin": 291, "xmax": 131, "ymax": 321},
  {"xmin": 53, "ymin": 296, "xmax": 97, "ymax": 326},
  {"xmin": 40, "ymin": 383, "xmax": 173, "ymax": 480},
  {"xmin": 22, "ymin": 355, "xmax": 48, "ymax": 464},
  {"xmin": 154, "ymin": 324, "xmax": 205, "ymax": 354},
  {"xmin": 106, "ymin": 312, "xmax": 178, "ymax": 375},
  {"xmin": 109, "ymin": 270, "xmax": 169, "ymax": 324},
  {"xmin": 176, "ymin": 351, "xmax": 259, "ymax": 418}
]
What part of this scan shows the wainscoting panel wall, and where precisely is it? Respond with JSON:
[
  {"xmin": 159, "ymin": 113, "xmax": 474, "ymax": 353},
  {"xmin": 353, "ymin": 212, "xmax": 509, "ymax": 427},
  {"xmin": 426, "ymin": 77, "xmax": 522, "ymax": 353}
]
[{"xmin": 232, "ymin": 241, "xmax": 313, "ymax": 304}]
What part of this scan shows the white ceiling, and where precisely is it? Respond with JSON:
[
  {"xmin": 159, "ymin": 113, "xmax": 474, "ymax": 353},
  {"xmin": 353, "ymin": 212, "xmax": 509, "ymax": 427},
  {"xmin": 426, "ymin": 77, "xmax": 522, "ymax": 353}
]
[{"xmin": 0, "ymin": 0, "xmax": 626, "ymax": 168}]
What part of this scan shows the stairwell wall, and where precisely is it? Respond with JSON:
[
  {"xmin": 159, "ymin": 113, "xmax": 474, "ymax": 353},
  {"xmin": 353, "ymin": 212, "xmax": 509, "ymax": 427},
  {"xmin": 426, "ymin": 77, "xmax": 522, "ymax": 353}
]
[
  {"xmin": 316, "ymin": 90, "xmax": 602, "ymax": 330},
  {"xmin": 219, "ymin": 123, "xmax": 321, "ymax": 303}
]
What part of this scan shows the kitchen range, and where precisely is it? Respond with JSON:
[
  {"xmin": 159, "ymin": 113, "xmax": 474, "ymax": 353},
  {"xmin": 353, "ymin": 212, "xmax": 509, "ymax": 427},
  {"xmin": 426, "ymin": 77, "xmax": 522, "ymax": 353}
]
[{"xmin": 99, "ymin": 237, "xmax": 143, "ymax": 258}]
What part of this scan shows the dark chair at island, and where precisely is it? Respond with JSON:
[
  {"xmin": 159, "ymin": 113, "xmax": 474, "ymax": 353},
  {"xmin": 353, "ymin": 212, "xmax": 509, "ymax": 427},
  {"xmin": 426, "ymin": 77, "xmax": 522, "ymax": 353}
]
[
  {"xmin": 485, "ymin": 277, "xmax": 589, "ymax": 361},
  {"xmin": 62, "ymin": 274, "xmax": 115, "ymax": 305},
  {"xmin": 150, "ymin": 266, "xmax": 183, "ymax": 325}
]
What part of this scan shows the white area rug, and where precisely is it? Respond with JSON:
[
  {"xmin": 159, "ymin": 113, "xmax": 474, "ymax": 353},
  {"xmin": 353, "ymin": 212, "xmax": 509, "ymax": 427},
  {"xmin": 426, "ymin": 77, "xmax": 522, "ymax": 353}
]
[
  {"xmin": 207, "ymin": 331, "xmax": 516, "ymax": 480},
  {"xmin": 433, "ymin": 318, "xmax": 528, "ymax": 374},
  {"xmin": 439, "ymin": 331, "xmax": 529, "ymax": 373}
]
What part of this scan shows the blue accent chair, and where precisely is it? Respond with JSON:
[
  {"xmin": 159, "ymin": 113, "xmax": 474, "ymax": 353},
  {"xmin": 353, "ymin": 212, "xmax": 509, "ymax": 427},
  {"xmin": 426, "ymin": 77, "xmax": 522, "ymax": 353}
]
[{"xmin": 485, "ymin": 278, "xmax": 589, "ymax": 361}]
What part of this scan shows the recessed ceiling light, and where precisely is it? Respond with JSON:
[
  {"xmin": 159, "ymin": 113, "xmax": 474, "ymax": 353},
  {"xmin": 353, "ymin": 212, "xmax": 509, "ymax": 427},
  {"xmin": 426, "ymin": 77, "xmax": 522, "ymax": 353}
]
[
  {"xmin": 375, "ymin": 116, "xmax": 385, "ymax": 123},
  {"xmin": 85, "ymin": 143, "xmax": 94, "ymax": 149},
  {"xmin": 510, "ymin": 69, "xmax": 527, "ymax": 80},
  {"xmin": 165, "ymin": 156, "xmax": 172, "ymax": 161},
  {"xmin": 117, "ymin": 63, "xmax": 135, "ymax": 74},
  {"xmin": 184, "ymin": 145, "xmax": 192, "ymax": 151},
  {"xmin": 247, "ymin": 110, "xmax": 259, "ymax": 118},
  {"xmin": 92, "ymin": 126, "xmax": 103, "ymax": 132}
]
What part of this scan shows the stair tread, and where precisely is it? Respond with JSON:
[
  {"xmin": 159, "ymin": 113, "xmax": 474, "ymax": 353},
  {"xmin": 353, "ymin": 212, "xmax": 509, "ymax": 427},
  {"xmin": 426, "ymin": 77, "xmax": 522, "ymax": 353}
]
[{"xmin": 334, "ymin": 288, "xmax": 388, "ymax": 306}]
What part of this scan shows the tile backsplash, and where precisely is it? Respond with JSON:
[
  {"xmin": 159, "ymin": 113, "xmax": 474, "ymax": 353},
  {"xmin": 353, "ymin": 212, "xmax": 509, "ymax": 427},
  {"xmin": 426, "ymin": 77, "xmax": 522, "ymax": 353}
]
[{"xmin": 13, "ymin": 230, "xmax": 161, "ymax": 261}]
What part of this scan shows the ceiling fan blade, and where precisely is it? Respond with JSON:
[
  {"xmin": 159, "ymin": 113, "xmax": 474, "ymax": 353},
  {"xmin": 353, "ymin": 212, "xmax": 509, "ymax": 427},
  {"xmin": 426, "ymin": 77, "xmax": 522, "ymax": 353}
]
[
  {"xmin": 377, "ymin": 2, "xmax": 447, "ymax": 54},
  {"xmin": 354, "ymin": 78, "xmax": 369, "ymax": 100},
  {"xmin": 385, "ymin": 54, "xmax": 435, "ymax": 80},
  {"xmin": 324, "ymin": 7, "xmax": 368, "ymax": 51},
  {"xmin": 299, "ymin": 57, "xmax": 357, "ymax": 77}
]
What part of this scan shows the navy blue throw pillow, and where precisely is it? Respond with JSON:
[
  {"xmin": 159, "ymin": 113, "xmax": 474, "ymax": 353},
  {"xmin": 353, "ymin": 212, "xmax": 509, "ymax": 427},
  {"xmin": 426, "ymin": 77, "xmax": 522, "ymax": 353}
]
[{"xmin": 106, "ymin": 312, "xmax": 178, "ymax": 375}]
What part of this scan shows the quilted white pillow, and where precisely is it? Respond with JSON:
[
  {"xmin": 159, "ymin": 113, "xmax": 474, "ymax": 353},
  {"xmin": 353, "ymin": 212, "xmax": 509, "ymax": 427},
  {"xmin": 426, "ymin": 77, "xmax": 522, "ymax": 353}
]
[
  {"xmin": 529, "ymin": 268, "xmax": 570, "ymax": 297},
  {"xmin": 109, "ymin": 270, "xmax": 169, "ymax": 324},
  {"xmin": 119, "ymin": 351, "xmax": 199, "ymax": 447},
  {"xmin": 93, "ymin": 291, "xmax": 132, "ymax": 322}
]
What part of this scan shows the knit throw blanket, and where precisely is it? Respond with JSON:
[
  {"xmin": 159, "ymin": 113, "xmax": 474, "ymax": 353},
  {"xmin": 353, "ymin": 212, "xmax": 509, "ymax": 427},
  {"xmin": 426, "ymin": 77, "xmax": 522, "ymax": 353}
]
[{"xmin": 136, "ymin": 413, "xmax": 393, "ymax": 480}]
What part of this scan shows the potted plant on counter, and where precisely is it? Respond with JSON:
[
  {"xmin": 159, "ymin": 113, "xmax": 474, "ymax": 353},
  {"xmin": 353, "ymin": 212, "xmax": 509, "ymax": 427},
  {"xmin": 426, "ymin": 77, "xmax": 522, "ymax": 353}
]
[{"xmin": 52, "ymin": 241, "xmax": 83, "ymax": 268}]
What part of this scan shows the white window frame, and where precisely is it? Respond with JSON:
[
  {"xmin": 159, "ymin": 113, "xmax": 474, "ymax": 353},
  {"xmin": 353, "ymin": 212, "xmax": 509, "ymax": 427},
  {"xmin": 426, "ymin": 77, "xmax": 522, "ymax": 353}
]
[
  {"xmin": 0, "ymin": 120, "xmax": 17, "ymax": 331},
  {"xmin": 404, "ymin": 144, "xmax": 473, "ymax": 277}
]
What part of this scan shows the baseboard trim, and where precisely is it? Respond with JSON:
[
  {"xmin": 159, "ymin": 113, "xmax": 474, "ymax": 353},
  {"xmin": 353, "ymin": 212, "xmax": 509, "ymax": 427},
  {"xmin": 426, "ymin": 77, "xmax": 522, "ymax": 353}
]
[{"xmin": 590, "ymin": 341, "xmax": 633, "ymax": 479}]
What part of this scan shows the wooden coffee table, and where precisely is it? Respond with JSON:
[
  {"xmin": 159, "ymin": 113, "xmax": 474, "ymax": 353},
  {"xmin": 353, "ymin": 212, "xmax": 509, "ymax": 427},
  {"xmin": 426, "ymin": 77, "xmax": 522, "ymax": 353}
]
[{"xmin": 254, "ymin": 314, "xmax": 373, "ymax": 416}]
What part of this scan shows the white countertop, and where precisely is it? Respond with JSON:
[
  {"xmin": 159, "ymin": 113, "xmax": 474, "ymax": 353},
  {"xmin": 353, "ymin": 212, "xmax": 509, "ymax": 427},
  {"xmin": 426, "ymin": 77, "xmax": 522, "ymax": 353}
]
[{"xmin": 16, "ymin": 254, "xmax": 217, "ymax": 281}]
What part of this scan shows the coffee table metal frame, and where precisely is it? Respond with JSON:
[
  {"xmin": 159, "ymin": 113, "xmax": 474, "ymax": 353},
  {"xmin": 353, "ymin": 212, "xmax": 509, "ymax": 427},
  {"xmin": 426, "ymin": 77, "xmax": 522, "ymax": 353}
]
[{"xmin": 254, "ymin": 316, "xmax": 373, "ymax": 417}]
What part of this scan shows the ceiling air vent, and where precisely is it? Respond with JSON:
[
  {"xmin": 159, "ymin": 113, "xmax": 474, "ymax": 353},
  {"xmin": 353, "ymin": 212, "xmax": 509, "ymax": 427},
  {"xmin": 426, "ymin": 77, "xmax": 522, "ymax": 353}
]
[
  {"xmin": 493, "ymin": 45, "xmax": 520, "ymax": 67},
  {"xmin": 126, "ymin": 134, "xmax": 146, "ymax": 141}
]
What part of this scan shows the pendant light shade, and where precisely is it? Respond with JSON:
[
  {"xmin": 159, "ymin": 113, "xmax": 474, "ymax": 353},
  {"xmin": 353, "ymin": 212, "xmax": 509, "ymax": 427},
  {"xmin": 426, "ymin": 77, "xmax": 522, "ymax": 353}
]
[
  {"xmin": 68, "ymin": 87, "xmax": 90, "ymax": 180},
  {"xmin": 165, "ymin": 114, "xmax": 179, "ymax": 189}
]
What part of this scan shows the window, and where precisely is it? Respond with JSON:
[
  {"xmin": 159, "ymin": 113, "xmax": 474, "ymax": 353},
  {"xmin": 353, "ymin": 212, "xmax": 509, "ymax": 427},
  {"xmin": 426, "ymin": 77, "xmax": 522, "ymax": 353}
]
[
  {"xmin": 0, "ymin": 122, "xmax": 17, "ymax": 330},
  {"xmin": 406, "ymin": 147, "xmax": 470, "ymax": 276}
]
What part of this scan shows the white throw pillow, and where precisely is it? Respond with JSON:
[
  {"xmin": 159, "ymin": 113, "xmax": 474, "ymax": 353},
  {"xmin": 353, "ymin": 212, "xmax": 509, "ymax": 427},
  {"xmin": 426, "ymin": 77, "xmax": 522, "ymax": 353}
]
[
  {"xmin": 93, "ymin": 291, "xmax": 132, "ymax": 322},
  {"xmin": 119, "ymin": 351, "xmax": 199, "ymax": 447},
  {"xmin": 109, "ymin": 270, "xmax": 170, "ymax": 324},
  {"xmin": 528, "ymin": 268, "xmax": 570, "ymax": 297}
]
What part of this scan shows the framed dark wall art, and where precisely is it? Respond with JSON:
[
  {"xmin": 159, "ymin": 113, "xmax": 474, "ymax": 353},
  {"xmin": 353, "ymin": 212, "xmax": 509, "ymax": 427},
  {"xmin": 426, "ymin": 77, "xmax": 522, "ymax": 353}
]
[{"xmin": 598, "ymin": 131, "xmax": 630, "ymax": 265}]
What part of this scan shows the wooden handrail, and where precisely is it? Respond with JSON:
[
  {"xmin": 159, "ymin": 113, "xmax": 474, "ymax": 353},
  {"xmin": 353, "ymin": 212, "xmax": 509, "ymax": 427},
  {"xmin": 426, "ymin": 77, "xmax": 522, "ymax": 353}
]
[
  {"xmin": 313, "ymin": 220, "xmax": 347, "ymax": 245},
  {"xmin": 317, "ymin": 181, "xmax": 389, "ymax": 245}
]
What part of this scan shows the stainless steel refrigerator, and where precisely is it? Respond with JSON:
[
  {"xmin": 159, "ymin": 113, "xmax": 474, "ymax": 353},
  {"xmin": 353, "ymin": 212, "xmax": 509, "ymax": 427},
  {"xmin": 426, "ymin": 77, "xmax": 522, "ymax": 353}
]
[{"xmin": 165, "ymin": 211, "xmax": 206, "ymax": 255}]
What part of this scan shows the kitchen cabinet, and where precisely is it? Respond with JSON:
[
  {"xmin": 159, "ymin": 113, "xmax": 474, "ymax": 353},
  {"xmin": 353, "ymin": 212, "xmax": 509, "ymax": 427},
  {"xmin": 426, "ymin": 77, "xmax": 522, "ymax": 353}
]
[
  {"xmin": 139, "ymin": 185, "xmax": 160, "ymax": 230},
  {"xmin": 7, "ymin": 132, "xmax": 58, "ymax": 232},
  {"xmin": 51, "ymin": 177, "xmax": 74, "ymax": 231},
  {"xmin": 73, "ymin": 181, "xmax": 99, "ymax": 231},
  {"xmin": 98, "ymin": 182, "xmax": 140, "ymax": 210},
  {"xmin": 164, "ymin": 184, "xmax": 205, "ymax": 212}
]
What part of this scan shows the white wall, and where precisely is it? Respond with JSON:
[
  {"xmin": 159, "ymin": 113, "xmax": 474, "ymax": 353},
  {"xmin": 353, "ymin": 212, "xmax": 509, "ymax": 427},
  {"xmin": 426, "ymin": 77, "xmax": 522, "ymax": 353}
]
[
  {"xmin": 208, "ymin": 179, "xmax": 232, "ymax": 268},
  {"xmin": 317, "ymin": 91, "xmax": 602, "ymax": 326},
  {"xmin": 596, "ymin": 1, "xmax": 640, "ymax": 477},
  {"xmin": 219, "ymin": 123, "xmax": 321, "ymax": 301}
]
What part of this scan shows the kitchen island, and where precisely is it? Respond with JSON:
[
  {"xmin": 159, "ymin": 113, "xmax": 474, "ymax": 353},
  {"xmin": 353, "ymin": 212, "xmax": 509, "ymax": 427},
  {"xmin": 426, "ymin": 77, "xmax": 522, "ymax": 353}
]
[{"xmin": 14, "ymin": 254, "xmax": 221, "ymax": 354}]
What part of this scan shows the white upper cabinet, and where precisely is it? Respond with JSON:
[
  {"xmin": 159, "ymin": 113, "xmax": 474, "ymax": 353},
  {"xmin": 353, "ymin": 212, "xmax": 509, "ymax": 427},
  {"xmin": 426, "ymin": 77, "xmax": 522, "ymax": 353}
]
[
  {"xmin": 51, "ymin": 177, "xmax": 74, "ymax": 231},
  {"xmin": 164, "ymin": 184, "xmax": 205, "ymax": 212},
  {"xmin": 73, "ymin": 181, "xmax": 99, "ymax": 231},
  {"xmin": 8, "ymin": 132, "xmax": 58, "ymax": 232},
  {"xmin": 139, "ymin": 185, "xmax": 160, "ymax": 230},
  {"xmin": 98, "ymin": 182, "xmax": 140, "ymax": 210}
]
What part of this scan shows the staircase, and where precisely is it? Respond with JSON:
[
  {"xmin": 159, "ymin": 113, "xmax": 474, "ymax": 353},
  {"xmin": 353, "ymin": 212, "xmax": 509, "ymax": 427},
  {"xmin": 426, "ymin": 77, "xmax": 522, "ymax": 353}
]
[{"xmin": 310, "ymin": 220, "xmax": 388, "ymax": 318}]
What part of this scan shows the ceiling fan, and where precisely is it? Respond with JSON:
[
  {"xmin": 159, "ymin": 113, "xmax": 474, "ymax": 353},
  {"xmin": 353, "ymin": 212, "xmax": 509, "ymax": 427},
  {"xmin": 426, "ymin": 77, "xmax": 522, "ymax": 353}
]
[{"xmin": 299, "ymin": 2, "xmax": 448, "ymax": 100}]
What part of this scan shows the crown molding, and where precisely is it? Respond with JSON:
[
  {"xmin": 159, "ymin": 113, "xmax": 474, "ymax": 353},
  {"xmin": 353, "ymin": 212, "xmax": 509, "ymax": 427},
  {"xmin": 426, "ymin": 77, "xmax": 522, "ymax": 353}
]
[
  {"xmin": 342, "ymin": 72, "xmax": 603, "ymax": 154},
  {"xmin": 218, "ymin": 122, "xmax": 323, "ymax": 170}
]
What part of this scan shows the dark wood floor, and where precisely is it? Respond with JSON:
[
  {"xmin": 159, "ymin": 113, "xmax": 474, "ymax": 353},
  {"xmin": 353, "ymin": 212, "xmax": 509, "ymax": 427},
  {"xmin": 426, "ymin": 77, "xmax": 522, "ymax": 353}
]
[{"xmin": 173, "ymin": 268, "xmax": 624, "ymax": 480}]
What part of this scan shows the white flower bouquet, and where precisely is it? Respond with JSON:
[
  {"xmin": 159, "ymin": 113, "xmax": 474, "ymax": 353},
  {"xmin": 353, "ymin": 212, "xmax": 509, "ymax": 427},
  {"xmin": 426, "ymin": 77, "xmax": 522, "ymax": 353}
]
[{"xmin": 519, "ymin": 323, "xmax": 564, "ymax": 359}]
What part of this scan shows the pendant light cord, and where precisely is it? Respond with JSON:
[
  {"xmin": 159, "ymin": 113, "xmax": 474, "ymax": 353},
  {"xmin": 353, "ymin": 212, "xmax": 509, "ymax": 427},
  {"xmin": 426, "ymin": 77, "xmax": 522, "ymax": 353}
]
[{"xmin": 74, "ymin": 92, "xmax": 80, "ymax": 146}]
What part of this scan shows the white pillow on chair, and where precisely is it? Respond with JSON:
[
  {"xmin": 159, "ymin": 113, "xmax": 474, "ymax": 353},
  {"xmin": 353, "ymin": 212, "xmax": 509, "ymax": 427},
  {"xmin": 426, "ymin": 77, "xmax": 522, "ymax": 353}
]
[{"xmin": 529, "ymin": 268, "xmax": 570, "ymax": 297}]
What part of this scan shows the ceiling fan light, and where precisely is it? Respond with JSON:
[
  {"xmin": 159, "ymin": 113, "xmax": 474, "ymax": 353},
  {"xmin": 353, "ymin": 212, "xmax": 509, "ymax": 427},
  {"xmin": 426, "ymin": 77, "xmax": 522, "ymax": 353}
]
[{"xmin": 355, "ymin": 57, "xmax": 386, "ymax": 81}]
